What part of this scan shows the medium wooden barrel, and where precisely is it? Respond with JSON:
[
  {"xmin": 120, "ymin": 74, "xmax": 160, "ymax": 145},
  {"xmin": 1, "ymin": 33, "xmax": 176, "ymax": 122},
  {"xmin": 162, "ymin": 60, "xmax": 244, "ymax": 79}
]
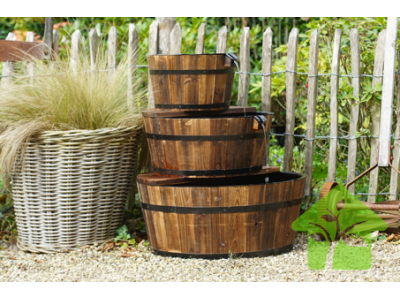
[
  {"xmin": 147, "ymin": 54, "xmax": 236, "ymax": 111},
  {"xmin": 143, "ymin": 107, "xmax": 273, "ymax": 177},
  {"xmin": 138, "ymin": 171, "xmax": 306, "ymax": 258}
]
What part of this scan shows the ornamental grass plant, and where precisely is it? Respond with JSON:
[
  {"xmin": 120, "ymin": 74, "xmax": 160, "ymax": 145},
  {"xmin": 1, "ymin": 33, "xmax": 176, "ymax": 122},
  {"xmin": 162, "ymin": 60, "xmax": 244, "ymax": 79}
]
[{"xmin": 0, "ymin": 50, "xmax": 147, "ymax": 185}]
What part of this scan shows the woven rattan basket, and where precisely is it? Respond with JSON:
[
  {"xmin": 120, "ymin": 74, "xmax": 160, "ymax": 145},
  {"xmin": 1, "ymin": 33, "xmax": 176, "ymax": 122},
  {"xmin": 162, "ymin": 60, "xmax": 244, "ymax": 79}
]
[{"xmin": 11, "ymin": 126, "xmax": 142, "ymax": 253}]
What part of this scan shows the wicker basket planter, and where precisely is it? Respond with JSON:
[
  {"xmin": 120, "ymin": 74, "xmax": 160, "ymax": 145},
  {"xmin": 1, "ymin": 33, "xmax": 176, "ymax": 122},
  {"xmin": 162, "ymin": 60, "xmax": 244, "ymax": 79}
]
[{"xmin": 12, "ymin": 126, "xmax": 142, "ymax": 253}]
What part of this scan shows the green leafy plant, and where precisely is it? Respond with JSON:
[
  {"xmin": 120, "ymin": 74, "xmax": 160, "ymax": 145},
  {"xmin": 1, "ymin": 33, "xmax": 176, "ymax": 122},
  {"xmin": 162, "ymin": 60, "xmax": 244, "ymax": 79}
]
[
  {"xmin": 293, "ymin": 184, "xmax": 387, "ymax": 270},
  {"xmin": 378, "ymin": 233, "xmax": 387, "ymax": 241},
  {"xmin": 114, "ymin": 225, "xmax": 131, "ymax": 242},
  {"xmin": 0, "ymin": 209, "xmax": 17, "ymax": 243}
]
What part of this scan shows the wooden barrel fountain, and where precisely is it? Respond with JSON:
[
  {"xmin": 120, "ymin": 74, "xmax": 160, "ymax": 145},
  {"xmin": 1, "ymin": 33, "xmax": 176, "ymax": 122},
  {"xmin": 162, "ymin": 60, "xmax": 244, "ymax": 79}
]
[
  {"xmin": 147, "ymin": 54, "xmax": 236, "ymax": 111},
  {"xmin": 137, "ymin": 170, "xmax": 306, "ymax": 258},
  {"xmin": 142, "ymin": 107, "xmax": 273, "ymax": 177}
]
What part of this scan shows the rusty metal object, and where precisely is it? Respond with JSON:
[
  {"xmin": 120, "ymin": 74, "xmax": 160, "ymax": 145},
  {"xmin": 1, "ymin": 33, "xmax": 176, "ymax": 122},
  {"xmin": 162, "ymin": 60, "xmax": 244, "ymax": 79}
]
[
  {"xmin": 319, "ymin": 181, "xmax": 338, "ymax": 200},
  {"xmin": 345, "ymin": 144, "xmax": 379, "ymax": 193},
  {"xmin": 337, "ymin": 202, "xmax": 399, "ymax": 211}
]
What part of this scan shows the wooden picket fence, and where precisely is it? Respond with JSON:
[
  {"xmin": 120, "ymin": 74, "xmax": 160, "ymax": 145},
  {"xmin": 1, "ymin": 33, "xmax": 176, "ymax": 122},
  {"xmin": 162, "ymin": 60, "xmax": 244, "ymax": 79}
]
[{"xmin": 2, "ymin": 17, "xmax": 400, "ymax": 205}]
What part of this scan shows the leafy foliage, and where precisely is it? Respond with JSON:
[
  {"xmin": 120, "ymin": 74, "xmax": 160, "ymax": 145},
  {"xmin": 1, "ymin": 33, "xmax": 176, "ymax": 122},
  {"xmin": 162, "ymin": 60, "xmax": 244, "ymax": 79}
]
[{"xmin": 114, "ymin": 225, "xmax": 132, "ymax": 242}]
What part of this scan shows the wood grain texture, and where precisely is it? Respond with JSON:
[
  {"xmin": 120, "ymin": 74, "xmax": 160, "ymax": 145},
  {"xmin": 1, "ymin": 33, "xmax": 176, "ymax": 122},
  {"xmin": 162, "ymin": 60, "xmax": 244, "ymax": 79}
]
[
  {"xmin": 142, "ymin": 106, "xmax": 256, "ymax": 118},
  {"xmin": 70, "ymin": 30, "xmax": 81, "ymax": 72},
  {"xmin": 25, "ymin": 32, "xmax": 36, "ymax": 78},
  {"xmin": 108, "ymin": 26, "xmax": 118, "ymax": 77},
  {"xmin": 128, "ymin": 24, "xmax": 139, "ymax": 112},
  {"xmin": 138, "ymin": 172, "xmax": 306, "ymax": 255},
  {"xmin": 148, "ymin": 21, "xmax": 158, "ymax": 109},
  {"xmin": 346, "ymin": 28, "xmax": 361, "ymax": 194},
  {"xmin": 1, "ymin": 33, "xmax": 17, "ymax": 88},
  {"xmin": 157, "ymin": 17, "xmax": 176, "ymax": 55},
  {"xmin": 304, "ymin": 30, "xmax": 319, "ymax": 196},
  {"xmin": 262, "ymin": 28, "xmax": 273, "ymax": 113},
  {"xmin": 0, "ymin": 39, "xmax": 44, "ymax": 63},
  {"xmin": 169, "ymin": 23, "xmax": 182, "ymax": 54},
  {"xmin": 390, "ymin": 47, "xmax": 400, "ymax": 200},
  {"xmin": 216, "ymin": 26, "xmax": 228, "ymax": 53},
  {"xmin": 238, "ymin": 27, "xmax": 251, "ymax": 107},
  {"xmin": 137, "ymin": 167, "xmax": 280, "ymax": 186},
  {"xmin": 52, "ymin": 29, "xmax": 60, "ymax": 60},
  {"xmin": 327, "ymin": 29, "xmax": 342, "ymax": 182},
  {"xmin": 147, "ymin": 54, "xmax": 235, "ymax": 111},
  {"xmin": 283, "ymin": 28, "xmax": 299, "ymax": 172},
  {"xmin": 43, "ymin": 17, "xmax": 54, "ymax": 60},
  {"xmin": 89, "ymin": 28, "xmax": 99, "ymax": 70},
  {"xmin": 368, "ymin": 30, "xmax": 386, "ymax": 203},
  {"xmin": 143, "ymin": 111, "xmax": 273, "ymax": 177},
  {"xmin": 262, "ymin": 27, "xmax": 273, "ymax": 166},
  {"xmin": 195, "ymin": 23, "xmax": 206, "ymax": 54},
  {"xmin": 379, "ymin": 18, "xmax": 398, "ymax": 167}
]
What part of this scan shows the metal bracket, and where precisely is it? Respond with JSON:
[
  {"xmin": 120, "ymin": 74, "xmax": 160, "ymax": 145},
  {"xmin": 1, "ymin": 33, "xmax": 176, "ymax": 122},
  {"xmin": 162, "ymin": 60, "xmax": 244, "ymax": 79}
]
[
  {"xmin": 253, "ymin": 115, "xmax": 267, "ymax": 130},
  {"xmin": 345, "ymin": 142, "xmax": 400, "ymax": 200}
]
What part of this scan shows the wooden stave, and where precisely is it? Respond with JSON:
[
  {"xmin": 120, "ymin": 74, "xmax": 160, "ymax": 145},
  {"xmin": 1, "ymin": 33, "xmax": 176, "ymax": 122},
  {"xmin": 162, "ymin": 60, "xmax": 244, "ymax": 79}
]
[
  {"xmin": 147, "ymin": 54, "xmax": 235, "ymax": 111},
  {"xmin": 143, "ymin": 113, "xmax": 273, "ymax": 177},
  {"xmin": 138, "ymin": 172, "xmax": 306, "ymax": 256}
]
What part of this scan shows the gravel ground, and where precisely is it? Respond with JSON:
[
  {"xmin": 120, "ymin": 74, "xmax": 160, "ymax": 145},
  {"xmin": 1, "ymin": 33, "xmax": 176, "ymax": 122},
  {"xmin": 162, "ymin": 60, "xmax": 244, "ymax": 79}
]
[{"xmin": 1, "ymin": 234, "xmax": 400, "ymax": 282}]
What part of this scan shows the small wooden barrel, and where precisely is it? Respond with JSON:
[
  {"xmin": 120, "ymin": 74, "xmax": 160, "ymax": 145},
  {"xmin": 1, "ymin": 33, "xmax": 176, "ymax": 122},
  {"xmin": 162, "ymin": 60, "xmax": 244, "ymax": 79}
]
[
  {"xmin": 143, "ymin": 107, "xmax": 273, "ymax": 177},
  {"xmin": 147, "ymin": 54, "xmax": 236, "ymax": 111},
  {"xmin": 138, "ymin": 171, "xmax": 306, "ymax": 258}
]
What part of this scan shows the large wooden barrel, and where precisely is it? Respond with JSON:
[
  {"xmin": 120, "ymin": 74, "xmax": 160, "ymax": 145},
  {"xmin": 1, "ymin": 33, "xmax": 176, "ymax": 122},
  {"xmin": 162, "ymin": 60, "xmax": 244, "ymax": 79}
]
[
  {"xmin": 143, "ymin": 107, "xmax": 273, "ymax": 177},
  {"xmin": 138, "ymin": 170, "xmax": 306, "ymax": 258},
  {"xmin": 147, "ymin": 54, "xmax": 236, "ymax": 111}
]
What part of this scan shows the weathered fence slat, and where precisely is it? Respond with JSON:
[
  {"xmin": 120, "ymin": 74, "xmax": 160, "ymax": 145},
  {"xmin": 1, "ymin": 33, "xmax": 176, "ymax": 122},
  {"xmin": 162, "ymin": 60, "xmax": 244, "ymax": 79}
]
[
  {"xmin": 70, "ymin": 30, "xmax": 81, "ymax": 72},
  {"xmin": 216, "ymin": 26, "xmax": 228, "ymax": 53},
  {"xmin": 169, "ymin": 23, "xmax": 182, "ymax": 54},
  {"xmin": 26, "ymin": 31, "xmax": 35, "ymax": 43},
  {"xmin": 43, "ymin": 17, "xmax": 54, "ymax": 60},
  {"xmin": 89, "ymin": 28, "xmax": 99, "ymax": 70},
  {"xmin": 195, "ymin": 23, "xmax": 206, "ymax": 54},
  {"xmin": 147, "ymin": 21, "xmax": 158, "ymax": 109},
  {"xmin": 26, "ymin": 32, "xmax": 35, "ymax": 78},
  {"xmin": 346, "ymin": 28, "xmax": 361, "ymax": 195},
  {"xmin": 283, "ymin": 28, "xmax": 299, "ymax": 172},
  {"xmin": 157, "ymin": 17, "xmax": 176, "ymax": 55},
  {"xmin": 238, "ymin": 27, "xmax": 250, "ymax": 107},
  {"xmin": 52, "ymin": 29, "xmax": 60, "ymax": 60},
  {"xmin": 1, "ymin": 32, "xmax": 17, "ymax": 88},
  {"xmin": 304, "ymin": 29, "xmax": 319, "ymax": 197},
  {"xmin": 389, "ymin": 23, "xmax": 400, "ymax": 200},
  {"xmin": 379, "ymin": 17, "xmax": 399, "ymax": 167},
  {"xmin": 327, "ymin": 29, "xmax": 342, "ymax": 182},
  {"xmin": 127, "ymin": 26, "xmax": 140, "ymax": 212},
  {"xmin": 368, "ymin": 29, "xmax": 386, "ymax": 203},
  {"xmin": 262, "ymin": 27, "xmax": 273, "ymax": 165},
  {"xmin": 108, "ymin": 26, "xmax": 117, "ymax": 77},
  {"xmin": 128, "ymin": 24, "xmax": 139, "ymax": 112}
]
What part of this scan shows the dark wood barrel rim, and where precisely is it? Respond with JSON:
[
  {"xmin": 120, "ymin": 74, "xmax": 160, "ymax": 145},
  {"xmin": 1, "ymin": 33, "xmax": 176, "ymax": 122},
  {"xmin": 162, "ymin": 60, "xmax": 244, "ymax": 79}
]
[
  {"xmin": 155, "ymin": 102, "xmax": 230, "ymax": 110},
  {"xmin": 153, "ymin": 166, "xmax": 263, "ymax": 176},
  {"xmin": 150, "ymin": 69, "xmax": 235, "ymax": 75},
  {"xmin": 144, "ymin": 111, "xmax": 274, "ymax": 119},
  {"xmin": 138, "ymin": 172, "xmax": 306, "ymax": 187},
  {"xmin": 141, "ymin": 198, "xmax": 302, "ymax": 214},
  {"xmin": 146, "ymin": 132, "xmax": 267, "ymax": 141},
  {"xmin": 142, "ymin": 107, "xmax": 257, "ymax": 118},
  {"xmin": 152, "ymin": 244, "xmax": 294, "ymax": 259}
]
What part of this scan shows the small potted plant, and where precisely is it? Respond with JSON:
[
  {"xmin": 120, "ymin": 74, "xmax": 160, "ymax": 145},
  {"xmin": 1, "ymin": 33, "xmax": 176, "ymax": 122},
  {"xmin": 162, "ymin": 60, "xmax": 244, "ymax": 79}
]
[{"xmin": 0, "ymin": 49, "xmax": 146, "ymax": 253}]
